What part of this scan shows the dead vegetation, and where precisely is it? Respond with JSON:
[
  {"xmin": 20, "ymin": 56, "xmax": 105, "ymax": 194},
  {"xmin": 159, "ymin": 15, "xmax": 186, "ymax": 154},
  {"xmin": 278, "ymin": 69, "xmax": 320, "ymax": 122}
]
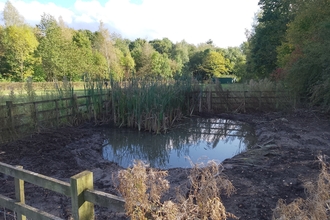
[
  {"xmin": 273, "ymin": 155, "xmax": 330, "ymax": 220},
  {"xmin": 117, "ymin": 160, "xmax": 237, "ymax": 220}
]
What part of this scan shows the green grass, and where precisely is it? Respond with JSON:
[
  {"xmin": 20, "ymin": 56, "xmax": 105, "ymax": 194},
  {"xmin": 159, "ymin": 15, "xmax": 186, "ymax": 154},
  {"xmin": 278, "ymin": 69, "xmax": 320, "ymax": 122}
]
[{"xmin": 0, "ymin": 81, "xmax": 87, "ymax": 104}]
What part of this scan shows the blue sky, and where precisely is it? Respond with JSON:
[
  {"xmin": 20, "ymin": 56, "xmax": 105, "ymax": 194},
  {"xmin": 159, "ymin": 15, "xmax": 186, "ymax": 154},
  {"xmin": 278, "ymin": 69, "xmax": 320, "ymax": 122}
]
[
  {"xmin": 0, "ymin": 0, "xmax": 260, "ymax": 47},
  {"xmin": 23, "ymin": 0, "xmax": 110, "ymax": 8}
]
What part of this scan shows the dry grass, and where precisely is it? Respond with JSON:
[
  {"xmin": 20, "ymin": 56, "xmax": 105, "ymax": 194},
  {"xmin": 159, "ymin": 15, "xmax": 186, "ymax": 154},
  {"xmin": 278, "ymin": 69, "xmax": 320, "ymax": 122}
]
[
  {"xmin": 117, "ymin": 160, "xmax": 237, "ymax": 220},
  {"xmin": 273, "ymin": 155, "xmax": 330, "ymax": 220}
]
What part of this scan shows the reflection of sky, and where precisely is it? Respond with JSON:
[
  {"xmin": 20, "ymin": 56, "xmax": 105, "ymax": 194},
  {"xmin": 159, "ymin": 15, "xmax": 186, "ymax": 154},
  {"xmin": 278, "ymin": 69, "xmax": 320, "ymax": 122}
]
[
  {"xmin": 167, "ymin": 138, "xmax": 244, "ymax": 168},
  {"xmin": 102, "ymin": 118, "xmax": 255, "ymax": 169}
]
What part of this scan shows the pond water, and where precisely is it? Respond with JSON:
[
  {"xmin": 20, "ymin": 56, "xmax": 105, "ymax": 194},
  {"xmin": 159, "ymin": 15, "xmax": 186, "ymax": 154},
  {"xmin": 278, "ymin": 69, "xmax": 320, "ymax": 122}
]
[{"xmin": 102, "ymin": 117, "xmax": 256, "ymax": 169}]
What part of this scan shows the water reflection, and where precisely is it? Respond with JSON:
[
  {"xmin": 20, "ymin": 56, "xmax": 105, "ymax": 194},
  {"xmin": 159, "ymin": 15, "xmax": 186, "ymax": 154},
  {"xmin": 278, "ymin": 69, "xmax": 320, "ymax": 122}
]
[{"xmin": 102, "ymin": 117, "xmax": 256, "ymax": 168}]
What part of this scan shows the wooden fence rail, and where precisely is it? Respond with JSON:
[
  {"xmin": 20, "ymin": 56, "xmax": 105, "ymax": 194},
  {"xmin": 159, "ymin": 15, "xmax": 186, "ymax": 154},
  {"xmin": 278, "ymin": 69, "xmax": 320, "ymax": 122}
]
[
  {"xmin": 0, "ymin": 90, "xmax": 296, "ymax": 143},
  {"xmin": 0, "ymin": 161, "xmax": 125, "ymax": 220},
  {"xmin": 0, "ymin": 93, "xmax": 111, "ymax": 143},
  {"xmin": 190, "ymin": 90, "xmax": 295, "ymax": 113}
]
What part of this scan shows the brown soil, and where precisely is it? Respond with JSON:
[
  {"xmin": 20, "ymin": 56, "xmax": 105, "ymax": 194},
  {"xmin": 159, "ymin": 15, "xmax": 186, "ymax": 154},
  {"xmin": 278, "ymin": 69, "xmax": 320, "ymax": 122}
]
[{"xmin": 1, "ymin": 109, "xmax": 330, "ymax": 219}]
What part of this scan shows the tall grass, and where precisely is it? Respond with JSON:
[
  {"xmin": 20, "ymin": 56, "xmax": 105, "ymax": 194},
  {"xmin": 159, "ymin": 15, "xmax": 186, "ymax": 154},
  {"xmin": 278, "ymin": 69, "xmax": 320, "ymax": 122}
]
[
  {"xmin": 110, "ymin": 79, "xmax": 197, "ymax": 133},
  {"xmin": 2, "ymin": 78, "xmax": 199, "ymax": 142},
  {"xmin": 117, "ymin": 160, "xmax": 237, "ymax": 220},
  {"xmin": 83, "ymin": 79, "xmax": 108, "ymax": 122}
]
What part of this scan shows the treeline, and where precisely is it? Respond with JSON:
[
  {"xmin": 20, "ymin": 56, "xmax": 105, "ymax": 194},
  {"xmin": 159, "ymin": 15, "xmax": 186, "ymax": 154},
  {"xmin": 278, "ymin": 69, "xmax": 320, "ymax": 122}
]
[
  {"xmin": 0, "ymin": 1, "xmax": 245, "ymax": 82},
  {"xmin": 245, "ymin": 0, "xmax": 330, "ymax": 107}
]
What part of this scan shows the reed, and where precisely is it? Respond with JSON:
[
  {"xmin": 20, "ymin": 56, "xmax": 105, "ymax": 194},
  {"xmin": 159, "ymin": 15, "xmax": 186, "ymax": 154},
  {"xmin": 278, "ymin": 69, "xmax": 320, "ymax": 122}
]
[
  {"xmin": 110, "ymin": 78, "xmax": 197, "ymax": 133},
  {"xmin": 83, "ymin": 79, "xmax": 109, "ymax": 122}
]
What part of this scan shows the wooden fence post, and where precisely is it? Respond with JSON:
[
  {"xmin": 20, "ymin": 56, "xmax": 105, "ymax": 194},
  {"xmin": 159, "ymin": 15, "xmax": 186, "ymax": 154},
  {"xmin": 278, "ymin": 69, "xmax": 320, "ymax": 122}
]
[
  {"xmin": 105, "ymin": 94, "xmax": 109, "ymax": 117},
  {"xmin": 243, "ymin": 91, "xmax": 247, "ymax": 112},
  {"xmin": 15, "ymin": 165, "xmax": 26, "ymax": 220},
  {"xmin": 6, "ymin": 101, "xmax": 14, "ymax": 129},
  {"xmin": 226, "ymin": 90, "xmax": 229, "ymax": 111},
  {"xmin": 72, "ymin": 94, "xmax": 79, "ymax": 124},
  {"xmin": 88, "ymin": 96, "xmax": 92, "ymax": 121},
  {"xmin": 55, "ymin": 99, "xmax": 59, "ymax": 127},
  {"xmin": 72, "ymin": 94, "xmax": 79, "ymax": 115},
  {"xmin": 259, "ymin": 91, "xmax": 262, "ymax": 109},
  {"xmin": 275, "ymin": 91, "xmax": 279, "ymax": 109},
  {"xmin": 199, "ymin": 91, "xmax": 202, "ymax": 112},
  {"xmin": 207, "ymin": 91, "xmax": 211, "ymax": 112},
  {"xmin": 33, "ymin": 102, "xmax": 39, "ymax": 131},
  {"xmin": 70, "ymin": 171, "xmax": 94, "ymax": 220}
]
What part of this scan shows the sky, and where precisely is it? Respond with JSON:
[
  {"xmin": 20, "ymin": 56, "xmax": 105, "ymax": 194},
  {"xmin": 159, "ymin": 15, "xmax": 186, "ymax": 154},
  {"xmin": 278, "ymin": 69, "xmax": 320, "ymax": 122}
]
[{"xmin": 0, "ymin": 0, "xmax": 260, "ymax": 48}]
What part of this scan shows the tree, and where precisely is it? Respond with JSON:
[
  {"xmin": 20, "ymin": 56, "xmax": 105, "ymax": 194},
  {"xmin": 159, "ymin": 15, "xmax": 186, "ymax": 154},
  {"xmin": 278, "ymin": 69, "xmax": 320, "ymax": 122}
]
[
  {"xmin": 279, "ymin": 0, "xmax": 330, "ymax": 107},
  {"xmin": 219, "ymin": 47, "xmax": 246, "ymax": 77},
  {"xmin": 200, "ymin": 51, "xmax": 228, "ymax": 78},
  {"xmin": 37, "ymin": 13, "xmax": 82, "ymax": 81},
  {"xmin": 2, "ymin": 0, "xmax": 25, "ymax": 27},
  {"xmin": 95, "ymin": 22, "xmax": 123, "ymax": 81},
  {"xmin": 171, "ymin": 40, "xmax": 190, "ymax": 78},
  {"xmin": 189, "ymin": 49, "xmax": 228, "ymax": 80},
  {"xmin": 150, "ymin": 52, "xmax": 172, "ymax": 79},
  {"xmin": 58, "ymin": 16, "xmax": 74, "ymax": 41},
  {"xmin": 129, "ymin": 38, "xmax": 147, "ymax": 73},
  {"xmin": 0, "ymin": 25, "xmax": 38, "ymax": 81},
  {"xmin": 149, "ymin": 38, "xmax": 173, "ymax": 57},
  {"xmin": 36, "ymin": 14, "xmax": 65, "ymax": 80},
  {"xmin": 72, "ymin": 30, "xmax": 107, "ymax": 80},
  {"xmin": 135, "ymin": 42, "xmax": 155, "ymax": 78},
  {"xmin": 114, "ymin": 37, "xmax": 135, "ymax": 79},
  {"xmin": 245, "ymin": 0, "xmax": 296, "ymax": 79}
]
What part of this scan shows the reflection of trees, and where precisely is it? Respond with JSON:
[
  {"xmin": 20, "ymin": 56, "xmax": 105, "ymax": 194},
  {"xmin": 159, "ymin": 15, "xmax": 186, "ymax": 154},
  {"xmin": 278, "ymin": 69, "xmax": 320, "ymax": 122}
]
[{"xmin": 102, "ymin": 118, "xmax": 256, "ymax": 168}]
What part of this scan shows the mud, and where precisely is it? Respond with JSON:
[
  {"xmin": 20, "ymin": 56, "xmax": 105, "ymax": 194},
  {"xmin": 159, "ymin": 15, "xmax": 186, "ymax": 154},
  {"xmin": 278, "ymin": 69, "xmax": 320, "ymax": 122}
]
[{"xmin": 1, "ymin": 109, "xmax": 330, "ymax": 219}]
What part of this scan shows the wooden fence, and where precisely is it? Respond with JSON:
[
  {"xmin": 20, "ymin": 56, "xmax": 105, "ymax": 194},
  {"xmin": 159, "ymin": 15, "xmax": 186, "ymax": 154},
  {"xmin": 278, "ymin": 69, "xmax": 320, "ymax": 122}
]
[
  {"xmin": 0, "ymin": 93, "xmax": 111, "ymax": 143},
  {"xmin": 190, "ymin": 90, "xmax": 295, "ymax": 113},
  {"xmin": 0, "ymin": 90, "xmax": 296, "ymax": 143},
  {"xmin": 0, "ymin": 161, "xmax": 125, "ymax": 220}
]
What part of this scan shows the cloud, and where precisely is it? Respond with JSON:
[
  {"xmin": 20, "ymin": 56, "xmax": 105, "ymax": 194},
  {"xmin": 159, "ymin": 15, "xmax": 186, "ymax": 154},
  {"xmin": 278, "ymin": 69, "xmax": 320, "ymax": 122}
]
[
  {"xmin": 8, "ymin": 0, "xmax": 74, "ymax": 24},
  {"xmin": 1, "ymin": 0, "xmax": 260, "ymax": 47}
]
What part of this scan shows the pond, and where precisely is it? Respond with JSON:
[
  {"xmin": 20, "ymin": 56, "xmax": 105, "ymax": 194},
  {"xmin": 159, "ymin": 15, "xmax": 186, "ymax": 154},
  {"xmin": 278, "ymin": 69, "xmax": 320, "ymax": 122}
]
[{"xmin": 102, "ymin": 117, "xmax": 256, "ymax": 169}]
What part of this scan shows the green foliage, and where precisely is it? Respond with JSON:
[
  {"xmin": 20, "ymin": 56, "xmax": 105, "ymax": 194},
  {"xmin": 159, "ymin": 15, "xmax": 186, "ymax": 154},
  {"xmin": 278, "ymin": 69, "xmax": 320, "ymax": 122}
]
[
  {"xmin": 245, "ymin": 0, "xmax": 295, "ymax": 79},
  {"xmin": 201, "ymin": 51, "xmax": 228, "ymax": 77},
  {"xmin": 149, "ymin": 37, "xmax": 173, "ymax": 57},
  {"xmin": 219, "ymin": 47, "xmax": 246, "ymax": 78},
  {"xmin": 37, "ymin": 14, "xmax": 76, "ymax": 80},
  {"xmin": 111, "ymin": 79, "xmax": 196, "ymax": 133},
  {"xmin": 189, "ymin": 49, "xmax": 228, "ymax": 80},
  {"xmin": 279, "ymin": 0, "xmax": 330, "ymax": 109},
  {"xmin": 115, "ymin": 37, "xmax": 135, "ymax": 79},
  {"xmin": 96, "ymin": 22, "xmax": 124, "ymax": 81},
  {"xmin": 72, "ymin": 30, "xmax": 108, "ymax": 80},
  {"xmin": 171, "ymin": 40, "xmax": 190, "ymax": 77},
  {"xmin": 0, "ymin": 3, "xmax": 250, "ymax": 83},
  {"xmin": 0, "ymin": 25, "xmax": 38, "ymax": 81}
]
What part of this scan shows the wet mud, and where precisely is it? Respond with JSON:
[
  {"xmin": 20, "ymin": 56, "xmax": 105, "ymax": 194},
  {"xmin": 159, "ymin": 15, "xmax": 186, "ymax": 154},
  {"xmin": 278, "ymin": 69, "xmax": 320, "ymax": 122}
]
[{"xmin": 1, "ymin": 109, "xmax": 330, "ymax": 219}]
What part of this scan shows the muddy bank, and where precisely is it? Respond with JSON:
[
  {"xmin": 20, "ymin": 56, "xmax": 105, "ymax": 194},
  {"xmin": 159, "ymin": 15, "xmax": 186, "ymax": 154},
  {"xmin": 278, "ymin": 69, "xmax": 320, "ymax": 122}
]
[{"xmin": 1, "ymin": 110, "xmax": 330, "ymax": 219}]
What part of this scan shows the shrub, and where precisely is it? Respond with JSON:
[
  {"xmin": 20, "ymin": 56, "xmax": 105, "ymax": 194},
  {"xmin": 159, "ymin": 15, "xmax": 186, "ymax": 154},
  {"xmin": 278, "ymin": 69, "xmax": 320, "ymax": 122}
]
[
  {"xmin": 117, "ymin": 160, "xmax": 237, "ymax": 220},
  {"xmin": 273, "ymin": 155, "xmax": 330, "ymax": 220}
]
